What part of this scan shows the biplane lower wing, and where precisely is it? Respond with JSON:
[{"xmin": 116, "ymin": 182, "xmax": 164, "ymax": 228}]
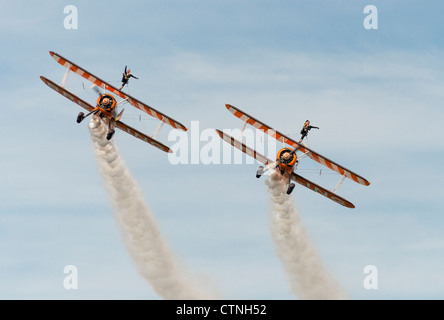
[
  {"xmin": 215, "ymin": 129, "xmax": 273, "ymax": 166},
  {"xmin": 225, "ymin": 103, "xmax": 370, "ymax": 186},
  {"xmin": 41, "ymin": 76, "xmax": 95, "ymax": 112},
  {"xmin": 114, "ymin": 121, "xmax": 172, "ymax": 153},
  {"xmin": 291, "ymin": 173, "xmax": 355, "ymax": 208},
  {"xmin": 49, "ymin": 51, "xmax": 187, "ymax": 132},
  {"xmin": 40, "ymin": 76, "xmax": 171, "ymax": 153}
]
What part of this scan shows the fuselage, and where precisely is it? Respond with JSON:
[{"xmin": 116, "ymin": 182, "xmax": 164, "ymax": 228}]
[
  {"xmin": 96, "ymin": 93, "xmax": 117, "ymax": 119},
  {"xmin": 276, "ymin": 147, "xmax": 297, "ymax": 176}
]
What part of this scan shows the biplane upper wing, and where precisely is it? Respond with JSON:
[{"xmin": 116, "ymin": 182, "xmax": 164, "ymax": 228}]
[
  {"xmin": 40, "ymin": 76, "xmax": 172, "ymax": 153},
  {"xmin": 49, "ymin": 51, "xmax": 187, "ymax": 132},
  {"xmin": 225, "ymin": 104, "xmax": 370, "ymax": 186},
  {"xmin": 215, "ymin": 129, "xmax": 273, "ymax": 166},
  {"xmin": 291, "ymin": 173, "xmax": 355, "ymax": 208}
]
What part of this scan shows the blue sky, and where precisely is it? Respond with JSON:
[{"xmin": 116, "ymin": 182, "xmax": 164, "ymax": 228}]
[{"xmin": 1, "ymin": 1, "xmax": 444, "ymax": 299}]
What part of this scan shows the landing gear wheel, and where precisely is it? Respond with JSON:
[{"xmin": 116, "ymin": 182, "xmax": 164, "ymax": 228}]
[
  {"xmin": 76, "ymin": 112, "xmax": 85, "ymax": 123},
  {"xmin": 256, "ymin": 166, "xmax": 264, "ymax": 178},
  {"xmin": 106, "ymin": 129, "xmax": 115, "ymax": 140},
  {"xmin": 287, "ymin": 183, "xmax": 295, "ymax": 195}
]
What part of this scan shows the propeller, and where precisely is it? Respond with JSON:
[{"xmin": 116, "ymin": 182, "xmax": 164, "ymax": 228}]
[
  {"xmin": 90, "ymin": 84, "xmax": 103, "ymax": 97},
  {"xmin": 279, "ymin": 148, "xmax": 298, "ymax": 164}
]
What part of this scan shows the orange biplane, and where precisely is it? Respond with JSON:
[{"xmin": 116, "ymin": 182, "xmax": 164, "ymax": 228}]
[
  {"xmin": 216, "ymin": 104, "xmax": 370, "ymax": 208},
  {"xmin": 40, "ymin": 51, "xmax": 187, "ymax": 153}
]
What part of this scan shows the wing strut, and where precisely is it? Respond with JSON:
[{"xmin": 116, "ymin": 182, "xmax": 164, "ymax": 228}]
[
  {"xmin": 151, "ymin": 120, "xmax": 165, "ymax": 139},
  {"xmin": 333, "ymin": 175, "xmax": 347, "ymax": 193},
  {"xmin": 61, "ymin": 67, "xmax": 70, "ymax": 88},
  {"xmin": 238, "ymin": 121, "xmax": 247, "ymax": 140}
]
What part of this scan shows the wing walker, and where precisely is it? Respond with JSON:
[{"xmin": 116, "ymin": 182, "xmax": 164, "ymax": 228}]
[{"xmin": 216, "ymin": 104, "xmax": 370, "ymax": 208}]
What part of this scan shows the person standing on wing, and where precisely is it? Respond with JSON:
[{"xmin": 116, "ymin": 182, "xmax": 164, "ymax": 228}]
[
  {"xmin": 299, "ymin": 120, "xmax": 319, "ymax": 142},
  {"xmin": 119, "ymin": 66, "xmax": 138, "ymax": 90}
]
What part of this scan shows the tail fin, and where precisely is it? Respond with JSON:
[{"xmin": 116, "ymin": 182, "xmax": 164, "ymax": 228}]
[{"xmin": 115, "ymin": 109, "xmax": 124, "ymax": 121}]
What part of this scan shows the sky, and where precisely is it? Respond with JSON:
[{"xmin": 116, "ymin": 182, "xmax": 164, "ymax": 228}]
[{"xmin": 1, "ymin": 0, "xmax": 444, "ymax": 300}]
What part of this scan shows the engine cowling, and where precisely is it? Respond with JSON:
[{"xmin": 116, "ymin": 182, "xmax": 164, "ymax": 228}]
[
  {"xmin": 277, "ymin": 148, "xmax": 297, "ymax": 166},
  {"xmin": 97, "ymin": 94, "xmax": 116, "ymax": 111}
]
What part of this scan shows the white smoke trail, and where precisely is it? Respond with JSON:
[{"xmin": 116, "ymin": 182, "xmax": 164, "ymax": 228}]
[
  {"xmin": 265, "ymin": 171, "xmax": 348, "ymax": 300},
  {"xmin": 88, "ymin": 116, "xmax": 220, "ymax": 299}
]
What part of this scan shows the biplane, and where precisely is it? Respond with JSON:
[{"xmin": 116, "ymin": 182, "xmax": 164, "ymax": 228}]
[
  {"xmin": 216, "ymin": 104, "xmax": 370, "ymax": 208},
  {"xmin": 40, "ymin": 51, "xmax": 187, "ymax": 153}
]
